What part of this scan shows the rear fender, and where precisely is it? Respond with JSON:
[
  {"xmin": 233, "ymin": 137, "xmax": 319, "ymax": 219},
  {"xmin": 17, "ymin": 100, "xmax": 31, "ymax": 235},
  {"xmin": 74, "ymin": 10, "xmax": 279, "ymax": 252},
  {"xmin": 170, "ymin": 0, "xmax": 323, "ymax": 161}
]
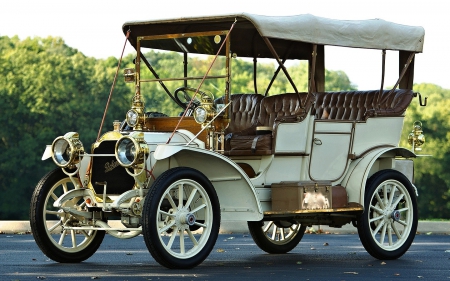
[
  {"xmin": 341, "ymin": 147, "xmax": 416, "ymax": 206},
  {"xmin": 153, "ymin": 144, "xmax": 263, "ymax": 221}
]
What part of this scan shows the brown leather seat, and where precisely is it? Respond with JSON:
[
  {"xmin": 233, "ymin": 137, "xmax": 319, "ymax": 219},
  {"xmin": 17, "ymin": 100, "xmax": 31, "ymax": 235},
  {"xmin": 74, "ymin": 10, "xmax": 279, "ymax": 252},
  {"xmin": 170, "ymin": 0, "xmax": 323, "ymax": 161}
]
[
  {"xmin": 224, "ymin": 93, "xmax": 310, "ymax": 156},
  {"xmin": 215, "ymin": 94, "xmax": 264, "ymax": 135},
  {"xmin": 313, "ymin": 89, "xmax": 414, "ymax": 120}
]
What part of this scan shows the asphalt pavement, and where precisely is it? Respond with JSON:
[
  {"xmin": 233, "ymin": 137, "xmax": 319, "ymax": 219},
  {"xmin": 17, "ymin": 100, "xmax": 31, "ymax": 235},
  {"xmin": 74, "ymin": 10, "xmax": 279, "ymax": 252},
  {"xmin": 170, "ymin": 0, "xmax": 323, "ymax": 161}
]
[
  {"xmin": 1, "ymin": 233, "xmax": 449, "ymax": 280},
  {"xmin": 1, "ymin": 220, "xmax": 449, "ymax": 234}
]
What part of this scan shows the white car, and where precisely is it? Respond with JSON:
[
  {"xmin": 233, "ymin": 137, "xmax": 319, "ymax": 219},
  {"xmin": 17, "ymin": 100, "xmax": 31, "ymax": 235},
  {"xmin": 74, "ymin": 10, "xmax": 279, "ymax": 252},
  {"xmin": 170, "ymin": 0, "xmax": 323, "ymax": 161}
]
[{"xmin": 30, "ymin": 13, "xmax": 427, "ymax": 269}]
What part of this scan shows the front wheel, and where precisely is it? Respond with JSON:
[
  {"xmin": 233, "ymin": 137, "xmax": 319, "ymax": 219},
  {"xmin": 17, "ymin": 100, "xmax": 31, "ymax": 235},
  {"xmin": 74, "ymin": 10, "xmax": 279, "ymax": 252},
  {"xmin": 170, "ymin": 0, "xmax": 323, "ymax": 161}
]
[
  {"xmin": 248, "ymin": 220, "xmax": 306, "ymax": 254},
  {"xmin": 142, "ymin": 167, "xmax": 220, "ymax": 269},
  {"xmin": 30, "ymin": 169, "xmax": 105, "ymax": 262},
  {"xmin": 357, "ymin": 169, "xmax": 418, "ymax": 260}
]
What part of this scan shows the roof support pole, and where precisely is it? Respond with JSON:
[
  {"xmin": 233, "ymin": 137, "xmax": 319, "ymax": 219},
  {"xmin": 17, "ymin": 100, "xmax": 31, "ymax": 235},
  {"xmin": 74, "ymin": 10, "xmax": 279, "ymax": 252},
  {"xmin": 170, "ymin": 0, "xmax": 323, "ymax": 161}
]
[
  {"xmin": 262, "ymin": 37, "xmax": 298, "ymax": 94},
  {"xmin": 399, "ymin": 51, "xmax": 415, "ymax": 90}
]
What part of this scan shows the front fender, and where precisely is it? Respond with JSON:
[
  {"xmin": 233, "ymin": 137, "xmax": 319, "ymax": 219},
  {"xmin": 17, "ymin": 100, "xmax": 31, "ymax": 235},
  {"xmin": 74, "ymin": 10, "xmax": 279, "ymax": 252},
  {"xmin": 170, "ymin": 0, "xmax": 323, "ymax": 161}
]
[
  {"xmin": 341, "ymin": 147, "xmax": 416, "ymax": 206},
  {"xmin": 153, "ymin": 144, "xmax": 263, "ymax": 221}
]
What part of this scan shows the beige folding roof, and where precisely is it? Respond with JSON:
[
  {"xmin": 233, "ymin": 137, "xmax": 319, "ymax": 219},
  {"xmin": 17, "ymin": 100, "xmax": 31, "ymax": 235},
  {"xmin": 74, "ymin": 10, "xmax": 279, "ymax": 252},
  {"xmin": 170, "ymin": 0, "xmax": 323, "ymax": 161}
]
[{"xmin": 123, "ymin": 13, "xmax": 424, "ymax": 58}]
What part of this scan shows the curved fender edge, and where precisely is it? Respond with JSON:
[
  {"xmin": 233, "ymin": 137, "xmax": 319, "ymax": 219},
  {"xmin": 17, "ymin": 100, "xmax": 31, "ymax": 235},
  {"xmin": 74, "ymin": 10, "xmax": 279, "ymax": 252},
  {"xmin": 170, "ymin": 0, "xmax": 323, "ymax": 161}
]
[
  {"xmin": 153, "ymin": 144, "xmax": 264, "ymax": 222},
  {"xmin": 341, "ymin": 147, "xmax": 416, "ymax": 207}
]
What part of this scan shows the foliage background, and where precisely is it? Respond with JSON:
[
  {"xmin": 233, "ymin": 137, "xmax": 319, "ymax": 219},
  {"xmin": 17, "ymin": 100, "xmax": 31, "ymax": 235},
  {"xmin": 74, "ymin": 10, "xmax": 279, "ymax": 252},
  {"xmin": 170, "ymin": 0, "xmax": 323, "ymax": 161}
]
[{"xmin": 0, "ymin": 36, "xmax": 448, "ymax": 220}]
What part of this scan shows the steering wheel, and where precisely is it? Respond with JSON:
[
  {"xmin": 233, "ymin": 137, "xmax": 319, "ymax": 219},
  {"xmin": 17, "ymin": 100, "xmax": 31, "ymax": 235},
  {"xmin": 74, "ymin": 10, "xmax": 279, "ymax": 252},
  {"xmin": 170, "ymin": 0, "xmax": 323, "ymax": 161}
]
[{"xmin": 174, "ymin": 87, "xmax": 206, "ymax": 110}]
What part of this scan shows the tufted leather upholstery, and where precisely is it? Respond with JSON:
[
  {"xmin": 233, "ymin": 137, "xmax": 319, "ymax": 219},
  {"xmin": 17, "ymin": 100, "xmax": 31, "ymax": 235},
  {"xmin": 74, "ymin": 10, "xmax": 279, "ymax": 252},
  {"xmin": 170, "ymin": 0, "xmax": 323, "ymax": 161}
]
[
  {"xmin": 313, "ymin": 89, "xmax": 413, "ymax": 120},
  {"xmin": 215, "ymin": 94, "xmax": 263, "ymax": 134},
  {"xmin": 222, "ymin": 93, "xmax": 310, "ymax": 156},
  {"xmin": 258, "ymin": 93, "xmax": 308, "ymax": 127},
  {"xmin": 220, "ymin": 89, "xmax": 413, "ymax": 156}
]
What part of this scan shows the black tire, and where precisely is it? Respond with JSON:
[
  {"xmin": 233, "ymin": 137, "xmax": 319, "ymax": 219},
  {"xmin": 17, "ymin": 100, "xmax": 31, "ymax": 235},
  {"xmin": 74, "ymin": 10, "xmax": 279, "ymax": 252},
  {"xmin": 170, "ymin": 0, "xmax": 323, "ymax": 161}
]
[
  {"xmin": 142, "ymin": 167, "xmax": 220, "ymax": 269},
  {"xmin": 248, "ymin": 220, "xmax": 306, "ymax": 254},
  {"xmin": 357, "ymin": 169, "xmax": 418, "ymax": 260},
  {"xmin": 30, "ymin": 168, "xmax": 105, "ymax": 262}
]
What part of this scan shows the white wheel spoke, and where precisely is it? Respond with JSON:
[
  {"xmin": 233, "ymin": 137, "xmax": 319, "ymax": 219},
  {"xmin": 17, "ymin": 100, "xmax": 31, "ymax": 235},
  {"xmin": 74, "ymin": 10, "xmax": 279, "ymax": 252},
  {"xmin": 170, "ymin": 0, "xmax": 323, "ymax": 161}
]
[
  {"xmin": 397, "ymin": 207, "xmax": 409, "ymax": 213},
  {"xmin": 396, "ymin": 219, "xmax": 408, "ymax": 227},
  {"xmin": 166, "ymin": 229, "xmax": 177, "ymax": 249},
  {"xmin": 373, "ymin": 219, "xmax": 385, "ymax": 234},
  {"xmin": 263, "ymin": 221, "xmax": 274, "ymax": 233},
  {"xmin": 50, "ymin": 192, "xmax": 58, "ymax": 201},
  {"xmin": 166, "ymin": 193, "xmax": 177, "ymax": 209},
  {"xmin": 58, "ymin": 230, "xmax": 67, "ymax": 245},
  {"xmin": 71, "ymin": 230, "xmax": 76, "ymax": 248},
  {"xmin": 391, "ymin": 194, "xmax": 405, "ymax": 208},
  {"xmin": 388, "ymin": 224, "xmax": 393, "ymax": 246},
  {"xmin": 194, "ymin": 221, "xmax": 207, "ymax": 228},
  {"xmin": 388, "ymin": 185, "xmax": 397, "ymax": 207},
  {"xmin": 271, "ymin": 226, "xmax": 277, "ymax": 240},
  {"xmin": 375, "ymin": 193, "xmax": 385, "ymax": 209},
  {"xmin": 280, "ymin": 228, "xmax": 285, "ymax": 240},
  {"xmin": 187, "ymin": 229, "xmax": 198, "ymax": 246},
  {"xmin": 383, "ymin": 184, "xmax": 389, "ymax": 206},
  {"xmin": 391, "ymin": 222, "xmax": 402, "ymax": 238},
  {"xmin": 180, "ymin": 229, "xmax": 185, "ymax": 254},
  {"xmin": 159, "ymin": 210, "xmax": 175, "ymax": 217},
  {"xmin": 185, "ymin": 188, "xmax": 198, "ymax": 208},
  {"xmin": 379, "ymin": 223, "xmax": 387, "ymax": 244},
  {"xmin": 369, "ymin": 214, "xmax": 384, "ymax": 224},
  {"xmin": 369, "ymin": 205, "xmax": 384, "ymax": 214},
  {"xmin": 159, "ymin": 220, "xmax": 176, "ymax": 234},
  {"xmin": 190, "ymin": 203, "xmax": 206, "ymax": 214},
  {"xmin": 48, "ymin": 220, "xmax": 62, "ymax": 232},
  {"xmin": 178, "ymin": 184, "xmax": 184, "ymax": 208},
  {"xmin": 46, "ymin": 210, "xmax": 60, "ymax": 216}
]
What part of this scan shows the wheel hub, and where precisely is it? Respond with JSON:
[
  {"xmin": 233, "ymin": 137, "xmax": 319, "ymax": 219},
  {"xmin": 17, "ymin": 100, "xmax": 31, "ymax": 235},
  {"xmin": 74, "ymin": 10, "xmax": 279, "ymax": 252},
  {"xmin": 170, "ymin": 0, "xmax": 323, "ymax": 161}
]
[
  {"xmin": 185, "ymin": 213, "xmax": 196, "ymax": 226},
  {"xmin": 391, "ymin": 210, "xmax": 401, "ymax": 221},
  {"xmin": 176, "ymin": 210, "xmax": 196, "ymax": 226}
]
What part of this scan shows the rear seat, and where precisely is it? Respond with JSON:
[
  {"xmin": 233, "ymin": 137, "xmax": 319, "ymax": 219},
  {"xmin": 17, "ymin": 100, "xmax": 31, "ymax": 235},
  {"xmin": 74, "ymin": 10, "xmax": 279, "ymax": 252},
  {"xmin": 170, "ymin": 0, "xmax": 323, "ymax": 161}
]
[{"xmin": 313, "ymin": 89, "xmax": 414, "ymax": 120}]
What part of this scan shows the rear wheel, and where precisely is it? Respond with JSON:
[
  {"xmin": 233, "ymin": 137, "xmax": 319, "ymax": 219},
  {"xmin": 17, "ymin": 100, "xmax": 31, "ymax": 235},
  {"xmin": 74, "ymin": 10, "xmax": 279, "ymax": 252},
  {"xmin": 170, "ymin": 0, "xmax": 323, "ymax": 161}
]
[
  {"xmin": 142, "ymin": 167, "xmax": 220, "ymax": 269},
  {"xmin": 248, "ymin": 220, "xmax": 306, "ymax": 254},
  {"xmin": 30, "ymin": 169, "xmax": 105, "ymax": 262},
  {"xmin": 357, "ymin": 169, "xmax": 418, "ymax": 260}
]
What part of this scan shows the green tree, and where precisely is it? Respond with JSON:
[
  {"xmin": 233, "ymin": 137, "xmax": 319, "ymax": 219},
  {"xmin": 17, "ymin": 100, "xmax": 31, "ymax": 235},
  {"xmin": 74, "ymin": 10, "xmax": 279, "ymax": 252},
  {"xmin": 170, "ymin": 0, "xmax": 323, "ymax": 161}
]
[
  {"xmin": 0, "ymin": 36, "xmax": 132, "ymax": 219},
  {"xmin": 400, "ymin": 83, "xmax": 450, "ymax": 219}
]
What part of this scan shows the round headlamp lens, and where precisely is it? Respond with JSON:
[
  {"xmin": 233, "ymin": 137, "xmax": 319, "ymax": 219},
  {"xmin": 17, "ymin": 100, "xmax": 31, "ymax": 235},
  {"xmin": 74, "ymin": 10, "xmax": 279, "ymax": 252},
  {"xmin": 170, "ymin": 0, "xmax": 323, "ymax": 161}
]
[
  {"xmin": 194, "ymin": 107, "xmax": 207, "ymax": 123},
  {"xmin": 126, "ymin": 109, "xmax": 139, "ymax": 127},
  {"xmin": 53, "ymin": 138, "xmax": 72, "ymax": 166},
  {"xmin": 116, "ymin": 137, "xmax": 136, "ymax": 166}
]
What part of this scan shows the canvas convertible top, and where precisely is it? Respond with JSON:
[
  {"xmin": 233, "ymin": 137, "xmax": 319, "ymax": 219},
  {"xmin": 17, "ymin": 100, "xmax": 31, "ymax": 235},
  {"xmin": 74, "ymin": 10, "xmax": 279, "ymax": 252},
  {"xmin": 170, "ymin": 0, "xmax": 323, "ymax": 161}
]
[{"xmin": 123, "ymin": 13, "xmax": 425, "ymax": 57}]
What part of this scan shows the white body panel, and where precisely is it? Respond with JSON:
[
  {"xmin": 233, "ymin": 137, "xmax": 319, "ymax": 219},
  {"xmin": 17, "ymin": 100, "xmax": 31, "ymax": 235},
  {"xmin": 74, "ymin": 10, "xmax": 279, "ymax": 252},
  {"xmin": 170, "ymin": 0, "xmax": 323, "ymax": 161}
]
[
  {"xmin": 309, "ymin": 121, "xmax": 353, "ymax": 181},
  {"xmin": 153, "ymin": 145, "xmax": 263, "ymax": 221}
]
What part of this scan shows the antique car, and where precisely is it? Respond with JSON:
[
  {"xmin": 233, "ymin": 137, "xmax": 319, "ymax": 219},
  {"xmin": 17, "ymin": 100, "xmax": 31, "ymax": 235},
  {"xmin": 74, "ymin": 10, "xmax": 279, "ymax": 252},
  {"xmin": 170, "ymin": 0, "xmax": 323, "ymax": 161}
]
[{"xmin": 30, "ymin": 13, "xmax": 427, "ymax": 269}]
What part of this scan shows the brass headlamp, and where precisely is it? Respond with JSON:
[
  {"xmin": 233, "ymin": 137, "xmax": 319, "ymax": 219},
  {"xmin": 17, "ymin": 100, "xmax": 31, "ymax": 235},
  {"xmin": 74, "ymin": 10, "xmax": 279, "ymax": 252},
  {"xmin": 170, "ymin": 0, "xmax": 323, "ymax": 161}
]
[
  {"xmin": 193, "ymin": 95, "xmax": 215, "ymax": 126},
  {"xmin": 115, "ymin": 132, "xmax": 149, "ymax": 167},
  {"xmin": 51, "ymin": 132, "xmax": 84, "ymax": 168},
  {"xmin": 408, "ymin": 121, "xmax": 425, "ymax": 151},
  {"xmin": 125, "ymin": 93, "xmax": 145, "ymax": 130}
]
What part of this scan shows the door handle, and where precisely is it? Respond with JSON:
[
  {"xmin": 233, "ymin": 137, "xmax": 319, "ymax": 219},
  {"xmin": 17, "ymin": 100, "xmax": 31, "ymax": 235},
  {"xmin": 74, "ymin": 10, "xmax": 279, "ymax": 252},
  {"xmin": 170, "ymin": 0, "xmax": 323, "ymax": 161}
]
[{"xmin": 313, "ymin": 138, "xmax": 322, "ymax": 145}]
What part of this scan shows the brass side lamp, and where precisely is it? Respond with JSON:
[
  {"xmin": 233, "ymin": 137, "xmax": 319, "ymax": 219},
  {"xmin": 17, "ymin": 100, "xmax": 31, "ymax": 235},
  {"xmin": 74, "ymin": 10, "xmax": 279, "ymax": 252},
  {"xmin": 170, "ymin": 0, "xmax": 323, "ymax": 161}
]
[{"xmin": 408, "ymin": 121, "xmax": 425, "ymax": 151}]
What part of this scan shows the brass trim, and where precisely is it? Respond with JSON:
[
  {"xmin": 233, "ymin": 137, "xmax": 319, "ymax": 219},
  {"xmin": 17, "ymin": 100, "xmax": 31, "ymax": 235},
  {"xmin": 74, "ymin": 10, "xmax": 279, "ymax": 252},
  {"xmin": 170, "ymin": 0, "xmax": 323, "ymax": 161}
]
[
  {"xmin": 139, "ymin": 30, "xmax": 228, "ymax": 41},
  {"xmin": 140, "ymin": 75, "xmax": 227, "ymax": 83},
  {"xmin": 274, "ymin": 153, "xmax": 310, "ymax": 157}
]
